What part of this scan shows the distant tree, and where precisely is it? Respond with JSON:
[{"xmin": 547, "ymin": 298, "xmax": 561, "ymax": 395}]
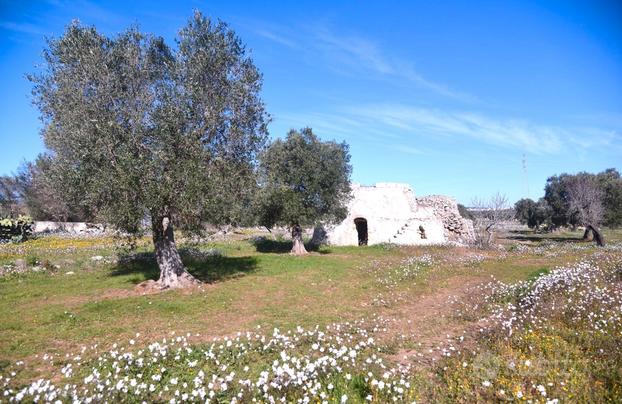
[
  {"xmin": 257, "ymin": 128, "xmax": 352, "ymax": 255},
  {"xmin": 514, "ymin": 198, "xmax": 537, "ymax": 227},
  {"xmin": 457, "ymin": 203, "xmax": 474, "ymax": 220},
  {"xmin": 15, "ymin": 155, "xmax": 94, "ymax": 222},
  {"xmin": 596, "ymin": 168, "xmax": 622, "ymax": 228},
  {"xmin": 470, "ymin": 193, "xmax": 513, "ymax": 248},
  {"xmin": 566, "ymin": 174, "xmax": 605, "ymax": 246},
  {"xmin": 0, "ymin": 175, "xmax": 23, "ymax": 218},
  {"xmin": 544, "ymin": 169, "xmax": 621, "ymax": 232},
  {"xmin": 514, "ymin": 198, "xmax": 552, "ymax": 230},
  {"xmin": 29, "ymin": 13, "xmax": 269, "ymax": 288},
  {"xmin": 533, "ymin": 198, "xmax": 553, "ymax": 229},
  {"xmin": 543, "ymin": 174, "xmax": 579, "ymax": 229}
]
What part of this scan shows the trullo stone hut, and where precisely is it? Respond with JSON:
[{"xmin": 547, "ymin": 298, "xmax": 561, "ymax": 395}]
[{"xmin": 317, "ymin": 183, "xmax": 474, "ymax": 246}]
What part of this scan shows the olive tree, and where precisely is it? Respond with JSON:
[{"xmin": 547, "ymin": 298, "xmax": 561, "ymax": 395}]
[
  {"xmin": 257, "ymin": 128, "xmax": 352, "ymax": 255},
  {"xmin": 0, "ymin": 175, "xmax": 22, "ymax": 218},
  {"xmin": 514, "ymin": 197, "xmax": 552, "ymax": 230},
  {"xmin": 29, "ymin": 13, "xmax": 269, "ymax": 288},
  {"xmin": 596, "ymin": 168, "xmax": 622, "ymax": 228},
  {"xmin": 15, "ymin": 154, "xmax": 94, "ymax": 221},
  {"xmin": 566, "ymin": 175, "xmax": 605, "ymax": 246}
]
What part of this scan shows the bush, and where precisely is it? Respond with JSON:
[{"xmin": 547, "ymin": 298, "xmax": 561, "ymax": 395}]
[{"xmin": 0, "ymin": 215, "xmax": 34, "ymax": 242}]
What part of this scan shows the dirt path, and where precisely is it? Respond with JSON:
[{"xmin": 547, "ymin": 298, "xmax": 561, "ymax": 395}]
[{"xmin": 378, "ymin": 275, "xmax": 489, "ymax": 368}]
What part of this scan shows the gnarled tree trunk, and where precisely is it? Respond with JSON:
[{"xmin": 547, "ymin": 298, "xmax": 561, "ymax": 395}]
[
  {"xmin": 152, "ymin": 215, "xmax": 200, "ymax": 288},
  {"xmin": 290, "ymin": 224, "xmax": 308, "ymax": 255},
  {"xmin": 582, "ymin": 224, "xmax": 605, "ymax": 247}
]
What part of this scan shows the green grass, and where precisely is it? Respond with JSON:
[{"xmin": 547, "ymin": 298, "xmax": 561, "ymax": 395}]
[
  {"xmin": 0, "ymin": 236, "xmax": 399, "ymax": 364},
  {"xmin": 0, "ymin": 233, "xmax": 606, "ymax": 362},
  {"xmin": 0, "ymin": 228, "xmax": 620, "ymax": 400},
  {"xmin": 505, "ymin": 226, "xmax": 622, "ymax": 244}
]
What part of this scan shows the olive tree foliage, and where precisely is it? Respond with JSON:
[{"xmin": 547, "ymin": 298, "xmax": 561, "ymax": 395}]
[
  {"xmin": 16, "ymin": 154, "xmax": 94, "ymax": 221},
  {"xmin": 543, "ymin": 169, "xmax": 621, "ymax": 232},
  {"xmin": 256, "ymin": 128, "xmax": 352, "ymax": 255},
  {"xmin": 596, "ymin": 168, "xmax": 622, "ymax": 228},
  {"xmin": 544, "ymin": 174, "xmax": 580, "ymax": 229},
  {"xmin": 0, "ymin": 155, "xmax": 93, "ymax": 221},
  {"xmin": 470, "ymin": 193, "xmax": 514, "ymax": 248},
  {"xmin": 29, "ymin": 13, "xmax": 269, "ymax": 288},
  {"xmin": 0, "ymin": 175, "xmax": 22, "ymax": 218},
  {"xmin": 514, "ymin": 197, "xmax": 552, "ymax": 230}
]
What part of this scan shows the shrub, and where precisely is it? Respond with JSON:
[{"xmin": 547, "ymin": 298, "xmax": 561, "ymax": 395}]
[{"xmin": 0, "ymin": 215, "xmax": 34, "ymax": 242}]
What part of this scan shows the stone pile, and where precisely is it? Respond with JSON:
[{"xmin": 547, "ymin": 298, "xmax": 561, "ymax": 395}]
[
  {"xmin": 33, "ymin": 221, "xmax": 107, "ymax": 236},
  {"xmin": 416, "ymin": 196, "xmax": 475, "ymax": 243}
]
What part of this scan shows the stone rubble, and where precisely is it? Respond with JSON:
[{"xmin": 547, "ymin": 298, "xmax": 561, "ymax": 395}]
[{"xmin": 416, "ymin": 195, "xmax": 475, "ymax": 244}]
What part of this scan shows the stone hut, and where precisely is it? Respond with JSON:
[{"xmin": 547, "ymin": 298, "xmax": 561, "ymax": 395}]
[{"xmin": 320, "ymin": 183, "xmax": 474, "ymax": 246}]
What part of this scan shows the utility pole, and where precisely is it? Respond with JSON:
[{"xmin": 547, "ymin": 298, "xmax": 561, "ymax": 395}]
[{"xmin": 521, "ymin": 153, "xmax": 530, "ymax": 199}]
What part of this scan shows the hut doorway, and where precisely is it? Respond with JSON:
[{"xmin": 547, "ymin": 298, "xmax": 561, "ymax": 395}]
[{"xmin": 354, "ymin": 218, "xmax": 368, "ymax": 246}]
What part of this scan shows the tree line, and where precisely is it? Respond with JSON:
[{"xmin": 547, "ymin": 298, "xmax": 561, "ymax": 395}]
[{"xmin": 514, "ymin": 168, "xmax": 622, "ymax": 245}]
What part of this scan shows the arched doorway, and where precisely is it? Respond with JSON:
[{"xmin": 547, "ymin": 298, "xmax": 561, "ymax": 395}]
[{"xmin": 354, "ymin": 218, "xmax": 368, "ymax": 246}]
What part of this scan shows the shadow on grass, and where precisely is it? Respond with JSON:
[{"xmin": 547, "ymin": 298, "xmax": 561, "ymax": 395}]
[
  {"xmin": 109, "ymin": 249, "xmax": 258, "ymax": 284},
  {"xmin": 251, "ymin": 237, "xmax": 326, "ymax": 254},
  {"xmin": 506, "ymin": 230, "xmax": 583, "ymax": 243}
]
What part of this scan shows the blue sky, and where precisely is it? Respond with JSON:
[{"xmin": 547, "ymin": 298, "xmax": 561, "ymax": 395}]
[{"xmin": 1, "ymin": 0, "xmax": 621, "ymax": 204}]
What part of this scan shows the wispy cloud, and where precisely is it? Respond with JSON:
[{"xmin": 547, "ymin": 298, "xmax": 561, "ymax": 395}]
[
  {"xmin": 1, "ymin": 0, "xmax": 126, "ymax": 40},
  {"xmin": 314, "ymin": 29, "xmax": 394, "ymax": 74},
  {"xmin": 344, "ymin": 104, "xmax": 565, "ymax": 154},
  {"xmin": 253, "ymin": 23, "xmax": 477, "ymax": 103},
  {"xmin": 313, "ymin": 29, "xmax": 477, "ymax": 103},
  {"xmin": 254, "ymin": 29, "xmax": 299, "ymax": 49},
  {"xmin": 276, "ymin": 110, "xmax": 402, "ymax": 142},
  {"xmin": 392, "ymin": 144, "xmax": 424, "ymax": 155},
  {"xmin": 274, "ymin": 103, "xmax": 621, "ymax": 156},
  {"xmin": 0, "ymin": 21, "xmax": 48, "ymax": 36}
]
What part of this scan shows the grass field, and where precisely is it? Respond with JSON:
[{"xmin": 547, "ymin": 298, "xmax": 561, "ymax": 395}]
[{"xmin": 1, "ymin": 228, "xmax": 621, "ymax": 402}]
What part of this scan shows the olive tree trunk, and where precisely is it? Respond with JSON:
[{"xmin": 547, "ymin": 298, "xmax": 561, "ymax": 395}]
[
  {"xmin": 152, "ymin": 215, "xmax": 200, "ymax": 288},
  {"xmin": 582, "ymin": 224, "xmax": 605, "ymax": 247},
  {"xmin": 290, "ymin": 224, "xmax": 308, "ymax": 255}
]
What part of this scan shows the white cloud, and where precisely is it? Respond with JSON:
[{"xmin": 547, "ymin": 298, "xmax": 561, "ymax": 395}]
[
  {"xmin": 314, "ymin": 29, "xmax": 395, "ymax": 75},
  {"xmin": 344, "ymin": 104, "xmax": 567, "ymax": 153},
  {"xmin": 0, "ymin": 21, "xmax": 48, "ymax": 35},
  {"xmin": 254, "ymin": 29, "xmax": 299, "ymax": 49},
  {"xmin": 254, "ymin": 24, "xmax": 477, "ymax": 102},
  {"xmin": 392, "ymin": 144, "xmax": 423, "ymax": 155},
  {"xmin": 274, "ymin": 103, "xmax": 622, "ymax": 156},
  {"xmin": 313, "ymin": 29, "xmax": 477, "ymax": 102}
]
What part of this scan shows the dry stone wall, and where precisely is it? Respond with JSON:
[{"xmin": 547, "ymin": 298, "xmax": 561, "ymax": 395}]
[
  {"xmin": 415, "ymin": 196, "xmax": 475, "ymax": 243},
  {"xmin": 33, "ymin": 221, "xmax": 108, "ymax": 236}
]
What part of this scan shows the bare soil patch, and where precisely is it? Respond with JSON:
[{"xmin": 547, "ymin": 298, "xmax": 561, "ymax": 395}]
[{"xmin": 380, "ymin": 275, "xmax": 489, "ymax": 367}]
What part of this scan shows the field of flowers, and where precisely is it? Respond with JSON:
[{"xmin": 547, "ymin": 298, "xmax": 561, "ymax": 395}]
[
  {"xmin": 445, "ymin": 245, "xmax": 622, "ymax": 402},
  {"xmin": 0, "ymin": 229, "xmax": 620, "ymax": 402}
]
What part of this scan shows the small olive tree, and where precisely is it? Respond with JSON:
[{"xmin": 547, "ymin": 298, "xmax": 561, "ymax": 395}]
[
  {"xmin": 257, "ymin": 128, "xmax": 352, "ymax": 255},
  {"xmin": 29, "ymin": 13, "xmax": 269, "ymax": 288}
]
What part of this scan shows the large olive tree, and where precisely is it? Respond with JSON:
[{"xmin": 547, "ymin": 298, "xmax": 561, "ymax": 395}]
[
  {"xmin": 257, "ymin": 128, "xmax": 352, "ymax": 255},
  {"xmin": 29, "ymin": 12, "xmax": 269, "ymax": 288}
]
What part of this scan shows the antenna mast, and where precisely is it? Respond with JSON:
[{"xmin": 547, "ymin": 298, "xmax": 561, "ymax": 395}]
[{"xmin": 521, "ymin": 153, "xmax": 530, "ymax": 198}]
